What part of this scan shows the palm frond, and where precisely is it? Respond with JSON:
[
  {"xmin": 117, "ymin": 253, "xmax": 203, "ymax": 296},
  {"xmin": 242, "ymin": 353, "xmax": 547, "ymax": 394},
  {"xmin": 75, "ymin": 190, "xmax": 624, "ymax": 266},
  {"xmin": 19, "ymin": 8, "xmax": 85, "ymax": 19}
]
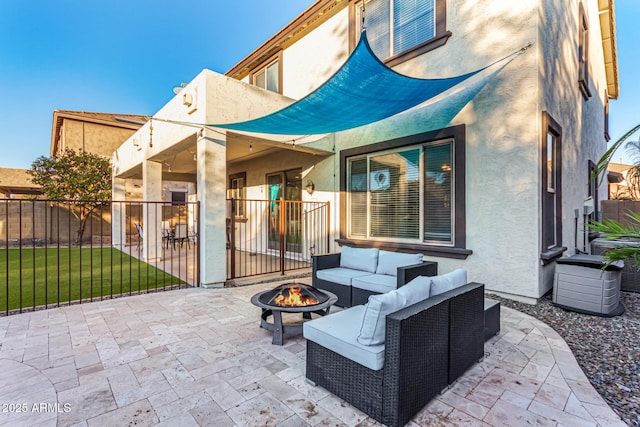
[{"xmin": 593, "ymin": 124, "xmax": 640, "ymax": 185}]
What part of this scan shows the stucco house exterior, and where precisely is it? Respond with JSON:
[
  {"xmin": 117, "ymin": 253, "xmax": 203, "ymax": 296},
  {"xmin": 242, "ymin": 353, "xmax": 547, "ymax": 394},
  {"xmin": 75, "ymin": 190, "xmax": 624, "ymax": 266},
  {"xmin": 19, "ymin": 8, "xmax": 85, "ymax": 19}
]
[
  {"xmin": 50, "ymin": 110, "xmax": 149, "ymax": 158},
  {"xmin": 0, "ymin": 167, "xmax": 41, "ymax": 197},
  {"xmin": 111, "ymin": 0, "xmax": 618, "ymax": 302}
]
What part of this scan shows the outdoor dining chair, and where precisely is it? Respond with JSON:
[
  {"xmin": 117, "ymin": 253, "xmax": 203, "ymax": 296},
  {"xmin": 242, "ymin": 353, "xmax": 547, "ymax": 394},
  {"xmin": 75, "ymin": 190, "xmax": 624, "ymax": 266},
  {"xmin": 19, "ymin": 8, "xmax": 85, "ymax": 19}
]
[{"xmin": 173, "ymin": 223, "xmax": 190, "ymax": 249}]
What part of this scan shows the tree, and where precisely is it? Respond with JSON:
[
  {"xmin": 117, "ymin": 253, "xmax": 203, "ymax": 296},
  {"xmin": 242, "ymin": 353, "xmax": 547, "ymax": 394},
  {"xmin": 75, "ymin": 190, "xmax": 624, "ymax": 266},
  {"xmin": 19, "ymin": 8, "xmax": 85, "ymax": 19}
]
[
  {"xmin": 29, "ymin": 149, "xmax": 112, "ymax": 244},
  {"xmin": 591, "ymin": 124, "xmax": 640, "ymax": 268},
  {"xmin": 589, "ymin": 212, "xmax": 640, "ymax": 268},
  {"xmin": 594, "ymin": 123, "xmax": 640, "ymax": 184}
]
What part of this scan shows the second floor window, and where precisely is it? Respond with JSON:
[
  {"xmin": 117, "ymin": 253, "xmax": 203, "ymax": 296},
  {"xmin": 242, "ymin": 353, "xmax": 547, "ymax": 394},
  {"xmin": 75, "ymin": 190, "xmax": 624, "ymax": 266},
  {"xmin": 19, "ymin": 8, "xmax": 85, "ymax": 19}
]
[
  {"xmin": 578, "ymin": 2, "xmax": 591, "ymax": 99},
  {"xmin": 358, "ymin": 0, "xmax": 441, "ymax": 61},
  {"xmin": 254, "ymin": 60, "xmax": 280, "ymax": 93}
]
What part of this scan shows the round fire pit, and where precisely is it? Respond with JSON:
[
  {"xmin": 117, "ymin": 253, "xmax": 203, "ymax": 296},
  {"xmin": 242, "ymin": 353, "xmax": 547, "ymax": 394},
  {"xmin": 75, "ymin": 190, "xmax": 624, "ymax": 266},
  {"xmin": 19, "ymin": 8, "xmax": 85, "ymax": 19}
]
[{"xmin": 250, "ymin": 283, "xmax": 337, "ymax": 345}]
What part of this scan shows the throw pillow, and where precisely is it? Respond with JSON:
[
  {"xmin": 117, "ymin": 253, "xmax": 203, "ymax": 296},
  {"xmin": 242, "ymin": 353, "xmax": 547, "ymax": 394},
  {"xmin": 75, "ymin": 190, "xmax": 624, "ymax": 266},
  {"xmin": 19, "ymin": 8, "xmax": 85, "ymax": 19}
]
[
  {"xmin": 357, "ymin": 289, "xmax": 406, "ymax": 346},
  {"xmin": 340, "ymin": 246, "xmax": 379, "ymax": 273},
  {"xmin": 375, "ymin": 250, "xmax": 424, "ymax": 276},
  {"xmin": 397, "ymin": 275, "xmax": 431, "ymax": 303},
  {"xmin": 430, "ymin": 269, "xmax": 468, "ymax": 296}
]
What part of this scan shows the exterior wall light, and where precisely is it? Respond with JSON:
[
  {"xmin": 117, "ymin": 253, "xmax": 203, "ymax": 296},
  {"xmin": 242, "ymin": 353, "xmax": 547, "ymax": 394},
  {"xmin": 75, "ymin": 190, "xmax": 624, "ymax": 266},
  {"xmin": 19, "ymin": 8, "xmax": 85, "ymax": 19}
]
[{"xmin": 306, "ymin": 180, "xmax": 315, "ymax": 195}]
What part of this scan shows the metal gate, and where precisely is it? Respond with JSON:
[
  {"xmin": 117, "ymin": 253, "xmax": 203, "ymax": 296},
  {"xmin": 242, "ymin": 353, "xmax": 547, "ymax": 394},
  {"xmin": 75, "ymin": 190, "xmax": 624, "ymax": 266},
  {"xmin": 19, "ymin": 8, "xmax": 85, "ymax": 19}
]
[{"xmin": 227, "ymin": 199, "xmax": 330, "ymax": 279}]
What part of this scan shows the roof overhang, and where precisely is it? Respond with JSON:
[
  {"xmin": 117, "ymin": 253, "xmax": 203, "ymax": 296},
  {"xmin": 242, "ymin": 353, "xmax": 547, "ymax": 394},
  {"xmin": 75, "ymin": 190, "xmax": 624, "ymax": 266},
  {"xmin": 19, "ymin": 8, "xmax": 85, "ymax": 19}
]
[
  {"xmin": 608, "ymin": 170, "xmax": 624, "ymax": 183},
  {"xmin": 226, "ymin": 0, "xmax": 349, "ymax": 80},
  {"xmin": 0, "ymin": 186, "xmax": 42, "ymax": 195},
  {"xmin": 598, "ymin": 0, "xmax": 619, "ymax": 99}
]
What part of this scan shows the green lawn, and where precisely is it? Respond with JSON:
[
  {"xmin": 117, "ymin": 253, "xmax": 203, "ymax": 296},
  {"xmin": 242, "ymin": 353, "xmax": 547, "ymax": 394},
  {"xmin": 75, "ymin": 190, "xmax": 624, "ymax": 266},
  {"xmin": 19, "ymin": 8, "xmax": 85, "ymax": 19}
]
[{"xmin": 0, "ymin": 247, "xmax": 184, "ymax": 312}]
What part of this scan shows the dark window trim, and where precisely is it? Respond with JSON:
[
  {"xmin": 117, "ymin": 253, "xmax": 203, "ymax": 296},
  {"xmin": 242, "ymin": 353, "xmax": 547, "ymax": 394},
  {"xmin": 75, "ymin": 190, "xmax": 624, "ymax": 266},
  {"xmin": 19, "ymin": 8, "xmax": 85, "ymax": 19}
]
[
  {"xmin": 228, "ymin": 172, "xmax": 247, "ymax": 218},
  {"xmin": 249, "ymin": 51, "xmax": 283, "ymax": 95},
  {"xmin": 587, "ymin": 159, "xmax": 599, "ymax": 238},
  {"xmin": 540, "ymin": 246, "xmax": 567, "ymax": 265},
  {"xmin": 171, "ymin": 191, "xmax": 187, "ymax": 205},
  {"xmin": 578, "ymin": 2, "xmax": 591, "ymax": 100},
  {"xmin": 541, "ymin": 111, "xmax": 564, "ymax": 262},
  {"xmin": 339, "ymin": 125, "xmax": 470, "ymax": 259},
  {"xmin": 604, "ymin": 91, "xmax": 611, "ymax": 141},
  {"xmin": 348, "ymin": 0, "xmax": 450, "ymax": 66}
]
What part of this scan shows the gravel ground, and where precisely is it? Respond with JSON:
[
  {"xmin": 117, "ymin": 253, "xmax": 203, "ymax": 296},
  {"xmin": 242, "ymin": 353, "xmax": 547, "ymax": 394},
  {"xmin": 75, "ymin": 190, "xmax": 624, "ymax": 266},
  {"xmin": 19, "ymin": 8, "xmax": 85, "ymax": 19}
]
[{"xmin": 493, "ymin": 291, "xmax": 640, "ymax": 426}]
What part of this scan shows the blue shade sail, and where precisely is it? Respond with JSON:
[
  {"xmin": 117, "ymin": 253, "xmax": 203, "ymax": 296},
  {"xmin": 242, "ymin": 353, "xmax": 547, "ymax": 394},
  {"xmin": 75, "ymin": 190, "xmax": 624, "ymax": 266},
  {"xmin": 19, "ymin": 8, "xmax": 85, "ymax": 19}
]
[{"xmin": 209, "ymin": 31, "xmax": 498, "ymax": 135}]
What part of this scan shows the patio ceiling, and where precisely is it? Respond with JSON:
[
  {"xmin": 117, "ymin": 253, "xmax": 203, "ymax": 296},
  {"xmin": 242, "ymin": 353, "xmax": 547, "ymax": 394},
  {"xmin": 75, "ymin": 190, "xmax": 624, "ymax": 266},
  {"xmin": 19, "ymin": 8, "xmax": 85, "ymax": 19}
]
[{"xmin": 116, "ymin": 132, "xmax": 331, "ymax": 179}]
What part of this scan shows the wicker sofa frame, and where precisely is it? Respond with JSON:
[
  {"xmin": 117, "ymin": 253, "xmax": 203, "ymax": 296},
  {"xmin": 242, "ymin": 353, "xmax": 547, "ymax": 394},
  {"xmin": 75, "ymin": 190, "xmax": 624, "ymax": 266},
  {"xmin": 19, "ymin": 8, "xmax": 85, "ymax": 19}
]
[
  {"xmin": 305, "ymin": 282, "xmax": 485, "ymax": 427},
  {"xmin": 312, "ymin": 252, "xmax": 438, "ymax": 307}
]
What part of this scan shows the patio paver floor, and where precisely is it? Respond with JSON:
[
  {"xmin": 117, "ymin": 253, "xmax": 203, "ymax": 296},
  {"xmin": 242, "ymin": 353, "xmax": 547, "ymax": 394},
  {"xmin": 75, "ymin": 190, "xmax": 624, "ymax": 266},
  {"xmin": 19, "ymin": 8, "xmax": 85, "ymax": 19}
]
[{"xmin": 0, "ymin": 281, "xmax": 626, "ymax": 426}]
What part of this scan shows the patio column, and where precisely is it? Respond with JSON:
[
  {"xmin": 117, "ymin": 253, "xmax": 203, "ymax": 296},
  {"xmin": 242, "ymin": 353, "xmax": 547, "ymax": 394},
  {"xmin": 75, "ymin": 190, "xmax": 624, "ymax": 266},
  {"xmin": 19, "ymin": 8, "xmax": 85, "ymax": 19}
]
[
  {"xmin": 142, "ymin": 160, "xmax": 163, "ymax": 261},
  {"xmin": 197, "ymin": 128, "xmax": 227, "ymax": 287},
  {"xmin": 112, "ymin": 177, "xmax": 126, "ymax": 250}
]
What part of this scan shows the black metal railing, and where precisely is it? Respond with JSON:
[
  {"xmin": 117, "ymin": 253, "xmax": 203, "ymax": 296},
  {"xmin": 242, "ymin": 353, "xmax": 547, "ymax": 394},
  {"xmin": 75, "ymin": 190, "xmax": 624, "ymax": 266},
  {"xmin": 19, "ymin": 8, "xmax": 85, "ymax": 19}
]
[
  {"xmin": 0, "ymin": 199, "xmax": 199, "ymax": 316},
  {"xmin": 227, "ymin": 198, "xmax": 330, "ymax": 279}
]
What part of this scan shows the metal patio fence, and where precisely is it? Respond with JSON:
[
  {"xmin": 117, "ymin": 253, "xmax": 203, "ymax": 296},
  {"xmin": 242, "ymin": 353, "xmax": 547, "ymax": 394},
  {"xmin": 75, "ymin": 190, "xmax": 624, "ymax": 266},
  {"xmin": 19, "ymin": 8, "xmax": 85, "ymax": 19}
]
[
  {"xmin": 227, "ymin": 198, "xmax": 330, "ymax": 279},
  {"xmin": 0, "ymin": 199, "xmax": 199, "ymax": 316}
]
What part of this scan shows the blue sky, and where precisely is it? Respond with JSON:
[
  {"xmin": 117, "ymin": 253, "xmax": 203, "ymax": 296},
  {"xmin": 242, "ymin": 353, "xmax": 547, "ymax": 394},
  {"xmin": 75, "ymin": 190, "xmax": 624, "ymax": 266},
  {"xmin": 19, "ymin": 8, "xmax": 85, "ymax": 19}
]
[
  {"xmin": 0, "ymin": 1, "xmax": 638, "ymax": 169},
  {"xmin": 607, "ymin": 0, "xmax": 640, "ymax": 164}
]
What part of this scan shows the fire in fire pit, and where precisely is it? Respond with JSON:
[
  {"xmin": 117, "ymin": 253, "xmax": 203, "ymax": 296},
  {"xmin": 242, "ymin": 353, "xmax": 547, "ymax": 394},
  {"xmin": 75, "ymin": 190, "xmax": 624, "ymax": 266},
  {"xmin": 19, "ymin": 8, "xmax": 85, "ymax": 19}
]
[
  {"xmin": 251, "ymin": 283, "xmax": 337, "ymax": 345},
  {"xmin": 258, "ymin": 284, "xmax": 329, "ymax": 308}
]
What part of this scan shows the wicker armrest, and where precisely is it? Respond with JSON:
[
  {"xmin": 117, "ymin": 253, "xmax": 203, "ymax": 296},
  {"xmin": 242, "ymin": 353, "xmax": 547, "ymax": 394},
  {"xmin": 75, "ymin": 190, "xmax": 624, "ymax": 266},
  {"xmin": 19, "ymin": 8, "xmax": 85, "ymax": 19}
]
[
  {"xmin": 448, "ymin": 282, "xmax": 485, "ymax": 383},
  {"xmin": 396, "ymin": 261, "xmax": 438, "ymax": 287},
  {"xmin": 312, "ymin": 252, "xmax": 341, "ymax": 271}
]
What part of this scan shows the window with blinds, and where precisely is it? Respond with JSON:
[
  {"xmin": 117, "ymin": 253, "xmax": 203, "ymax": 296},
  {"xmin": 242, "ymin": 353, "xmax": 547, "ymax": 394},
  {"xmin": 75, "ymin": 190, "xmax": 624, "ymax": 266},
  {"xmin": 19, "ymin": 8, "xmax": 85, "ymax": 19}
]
[
  {"xmin": 357, "ymin": 0, "xmax": 436, "ymax": 60},
  {"xmin": 347, "ymin": 140, "xmax": 454, "ymax": 245}
]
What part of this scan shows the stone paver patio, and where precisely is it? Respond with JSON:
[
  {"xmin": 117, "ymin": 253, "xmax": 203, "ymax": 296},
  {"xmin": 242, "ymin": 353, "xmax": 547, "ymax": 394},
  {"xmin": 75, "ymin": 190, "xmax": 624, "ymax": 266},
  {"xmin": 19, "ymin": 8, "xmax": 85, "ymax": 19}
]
[{"xmin": 0, "ymin": 281, "xmax": 626, "ymax": 426}]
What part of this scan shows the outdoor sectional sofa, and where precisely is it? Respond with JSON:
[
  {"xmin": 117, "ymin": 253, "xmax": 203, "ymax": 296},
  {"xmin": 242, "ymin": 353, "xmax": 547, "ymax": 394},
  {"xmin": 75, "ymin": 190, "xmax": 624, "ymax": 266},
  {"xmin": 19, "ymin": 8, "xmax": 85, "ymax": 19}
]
[
  {"xmin": 312, "ymin": 246, "xmax": 438, "ymax": 307},
  {"xmin": 303, "ymin": 270, "xmax": 485, "ymax": 427}
]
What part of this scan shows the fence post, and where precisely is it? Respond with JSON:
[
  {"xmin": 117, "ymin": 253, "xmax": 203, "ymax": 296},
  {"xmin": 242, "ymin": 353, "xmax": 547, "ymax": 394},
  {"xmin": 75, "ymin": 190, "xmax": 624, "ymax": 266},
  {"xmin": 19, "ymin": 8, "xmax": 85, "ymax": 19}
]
[
  {"xmin": 280, "ymin": 198, "xmax": 285, "ymax": 275},
  {"xmin": 230, "ymin": 198, "xmax": 236, "ymax": 280},
  {"xmin": 326, "ymin": 201, "xmax": 331, "ymax": 254}
]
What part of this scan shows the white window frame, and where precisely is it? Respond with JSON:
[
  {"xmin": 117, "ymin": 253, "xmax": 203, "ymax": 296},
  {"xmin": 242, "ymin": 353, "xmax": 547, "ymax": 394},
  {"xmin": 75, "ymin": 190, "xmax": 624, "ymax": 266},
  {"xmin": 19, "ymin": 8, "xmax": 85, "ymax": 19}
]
[
  {"xmin": 253, "ymin": 59, "xmax": 280, "ymax": 93},
  {"xmin": 357, "ymin": 0, "xmax": 437, "ymax": 60}
]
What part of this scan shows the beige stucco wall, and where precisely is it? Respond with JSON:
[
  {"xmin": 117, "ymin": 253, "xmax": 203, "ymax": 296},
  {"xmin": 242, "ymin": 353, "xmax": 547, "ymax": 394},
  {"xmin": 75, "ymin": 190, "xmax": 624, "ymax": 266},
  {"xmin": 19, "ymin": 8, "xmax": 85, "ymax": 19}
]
[
  {"xmin": 60, "ymin": 119, "xmax": 137, "ymax": 158},
  {"xmin": 282, "ymin": 8, "xmax": 350, "ymax": 99},
  {"xmin": 0, "ymin": 168, "xmax": 38, "ymax": 194}
]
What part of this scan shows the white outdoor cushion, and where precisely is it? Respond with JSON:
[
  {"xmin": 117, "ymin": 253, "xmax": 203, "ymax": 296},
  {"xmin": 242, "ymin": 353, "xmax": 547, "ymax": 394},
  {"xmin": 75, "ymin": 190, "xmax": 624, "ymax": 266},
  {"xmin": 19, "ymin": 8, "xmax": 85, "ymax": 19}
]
[
  {"xmin": 397, "ymin": 275, "xmax": 431, "ymax": 301},
  {"xmin": 316, "ymin": 267, "xmax": 372, "ymax": 286},
  {"xmin": 430, "ymin": 269, "xmax": 468, "ymax": 296},
  {"xmin": 357, "ymin": 275, "xmax": 433, "ymax": 346},
  {"xmin": 375, "ymin": 250, "xmax": 424, "ymax": 276},
  {"xmin": 357, "ymin": 288, "xmax": 406, "ymax": 346},
  {"xmin": 340, "ymin": 246, "xmax": 379, "ymax": 273},
  {"xmin": 303, "ymin": 305, "xmax": 385, "ymax": 371},
  {"xmin": 351, "ymin": 274, "xmax": 396, "ymax": 294}
]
